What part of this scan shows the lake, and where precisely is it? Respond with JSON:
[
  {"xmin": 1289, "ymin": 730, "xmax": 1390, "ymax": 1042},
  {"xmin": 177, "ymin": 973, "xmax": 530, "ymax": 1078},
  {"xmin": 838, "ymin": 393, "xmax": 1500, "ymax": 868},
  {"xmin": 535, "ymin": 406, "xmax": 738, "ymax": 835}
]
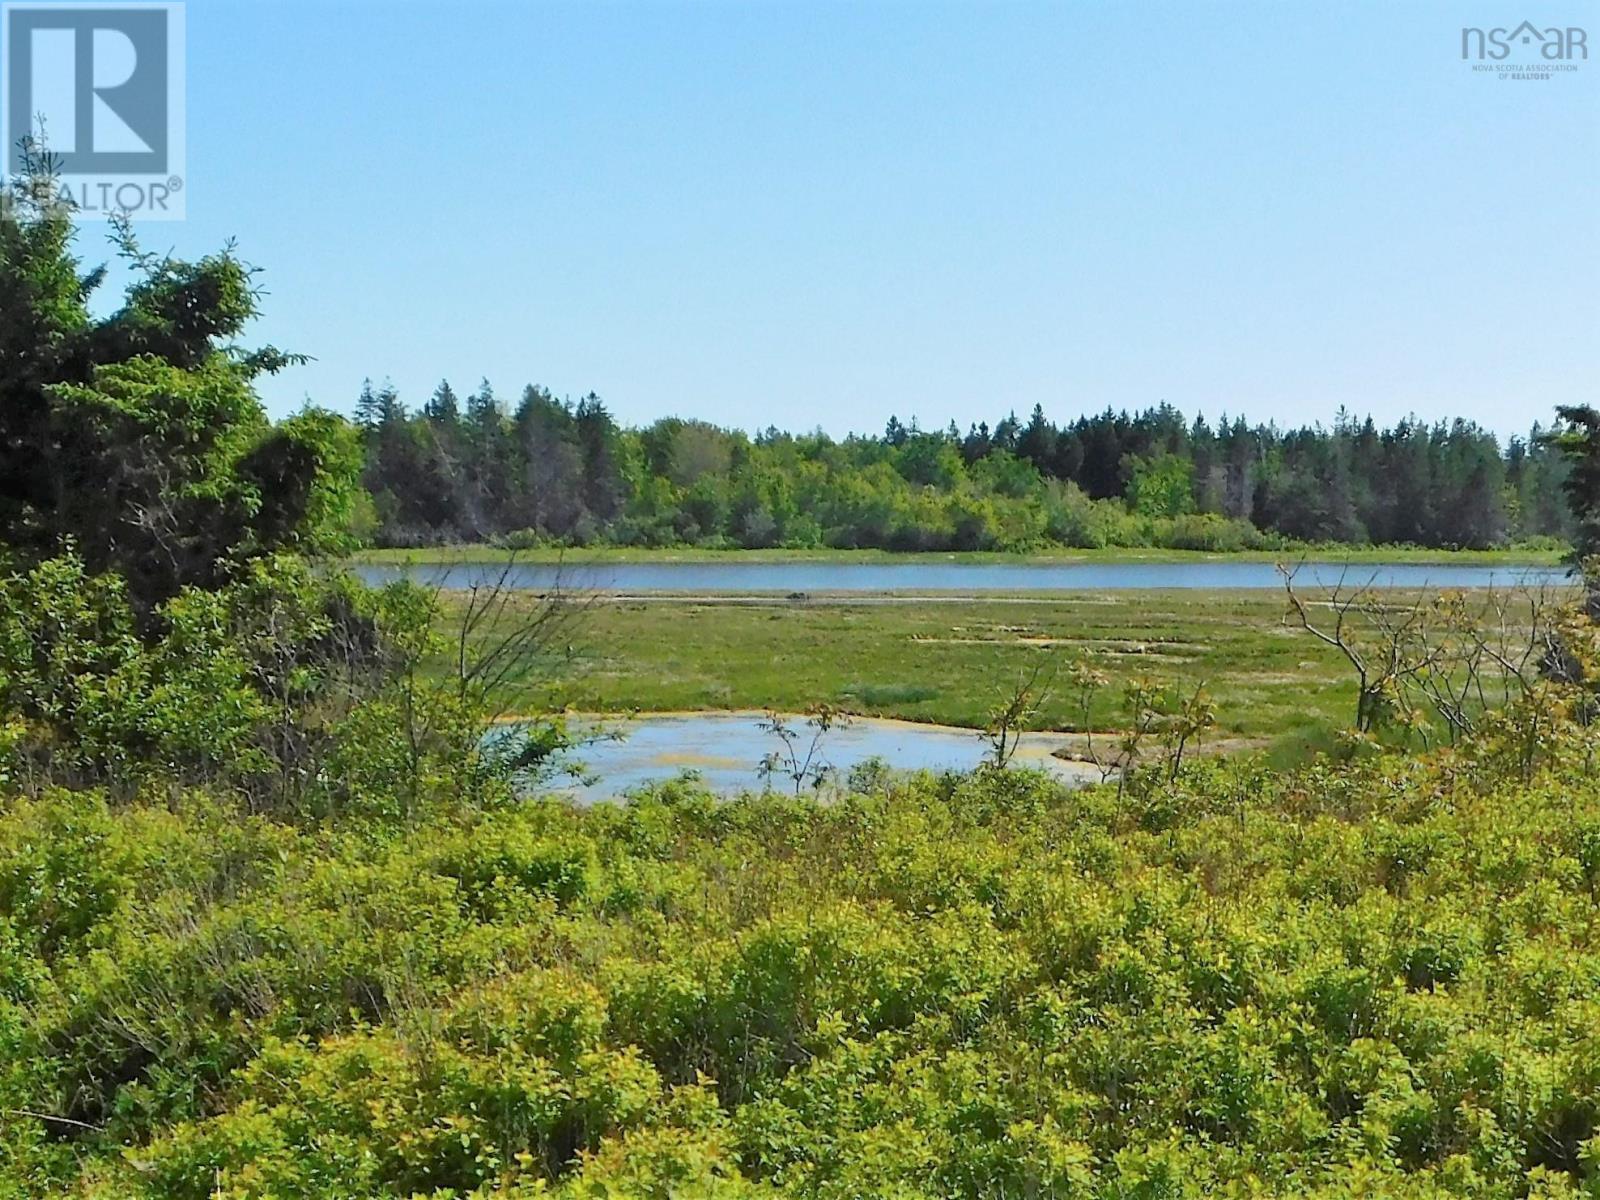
[
  {"xmin": 356, "ymin": 558, "xmax": 1565, "ymax": 594},
  {"xmin": 525, "ymin": 712, "xmax": 1102, "ymax": 803}
]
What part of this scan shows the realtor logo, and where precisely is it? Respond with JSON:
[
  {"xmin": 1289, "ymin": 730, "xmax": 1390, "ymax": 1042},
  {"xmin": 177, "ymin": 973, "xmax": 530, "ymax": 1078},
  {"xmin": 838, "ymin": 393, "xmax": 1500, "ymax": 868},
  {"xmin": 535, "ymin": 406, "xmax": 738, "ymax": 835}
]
[
  {"xmin": 1461, "ymin": 20, "xmax": 1588, "ymax": 67},
  {"xmin": 3, "ymin": 3, "xmax": 185, "ymax": 218}
]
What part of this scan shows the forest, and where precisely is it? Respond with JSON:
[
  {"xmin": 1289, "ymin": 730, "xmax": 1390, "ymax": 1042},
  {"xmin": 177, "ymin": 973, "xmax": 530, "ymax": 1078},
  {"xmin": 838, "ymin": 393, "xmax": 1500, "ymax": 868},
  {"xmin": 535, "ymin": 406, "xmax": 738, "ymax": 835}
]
[
  {"xmin": 3, "ymin": 149, "xmax": 1600, "ymax": 1200},
  {"xmin": 354, "ymin": 378, "xmax": 1570, "ymax": 553}
]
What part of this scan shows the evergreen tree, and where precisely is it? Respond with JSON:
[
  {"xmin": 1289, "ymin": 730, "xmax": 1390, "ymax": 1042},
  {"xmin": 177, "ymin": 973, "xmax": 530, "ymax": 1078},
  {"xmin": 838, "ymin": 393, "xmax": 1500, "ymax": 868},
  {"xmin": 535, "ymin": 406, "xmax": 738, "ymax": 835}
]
[
  {"xmin": 355, "ymin": 378, "xmax": 383, "ymax": 430},
  {"xmin": 574, "ymin": 394, "xmax": 625, "ymax": 523},
  {"xmin": 1017, "ymin": 404, "xmax": 1054, "ymax": 472},
  {"xmin": 424, "ymin": 379, "xmax": 461, "ymax": 425},
  {"xmin": 0, "ymin": 144, "xmax": 359, "ymax": 608},
  {"xmin": 1547, "ymin": 406, "xmax": 1600, "ymax": 562}
]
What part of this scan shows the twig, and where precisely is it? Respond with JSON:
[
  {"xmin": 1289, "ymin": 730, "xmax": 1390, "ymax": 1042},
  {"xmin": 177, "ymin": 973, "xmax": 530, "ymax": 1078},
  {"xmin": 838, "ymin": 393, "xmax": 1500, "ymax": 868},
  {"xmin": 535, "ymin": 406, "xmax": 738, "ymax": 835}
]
[{"xmin": 3, "ymin": 1107, "xmax": 105, "ymax": 1133}]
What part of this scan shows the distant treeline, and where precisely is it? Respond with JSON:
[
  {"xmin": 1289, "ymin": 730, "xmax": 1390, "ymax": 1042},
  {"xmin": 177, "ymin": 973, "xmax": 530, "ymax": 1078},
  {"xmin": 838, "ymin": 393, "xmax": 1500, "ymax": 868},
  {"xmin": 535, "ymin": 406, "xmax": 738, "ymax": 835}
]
[{"xmin": 354, "ymin": 380, "xmax": 1571, "ymax": 552}]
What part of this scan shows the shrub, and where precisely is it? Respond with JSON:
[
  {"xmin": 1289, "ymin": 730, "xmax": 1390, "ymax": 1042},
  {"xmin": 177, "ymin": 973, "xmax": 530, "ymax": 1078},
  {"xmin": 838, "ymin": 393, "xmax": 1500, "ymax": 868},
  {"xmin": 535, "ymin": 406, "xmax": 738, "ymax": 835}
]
[{"xmin": 6, "ymin": 704, "xmax": 1600, "ymax": 1198}]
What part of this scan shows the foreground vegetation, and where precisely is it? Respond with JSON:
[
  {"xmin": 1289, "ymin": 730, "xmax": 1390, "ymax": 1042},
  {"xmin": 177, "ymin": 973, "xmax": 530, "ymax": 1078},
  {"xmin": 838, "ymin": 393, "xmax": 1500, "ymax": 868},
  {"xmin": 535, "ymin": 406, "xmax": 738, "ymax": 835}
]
[{"xmin": 4, "ymin": 714, "xmax": 1600, "ymax": 1197}]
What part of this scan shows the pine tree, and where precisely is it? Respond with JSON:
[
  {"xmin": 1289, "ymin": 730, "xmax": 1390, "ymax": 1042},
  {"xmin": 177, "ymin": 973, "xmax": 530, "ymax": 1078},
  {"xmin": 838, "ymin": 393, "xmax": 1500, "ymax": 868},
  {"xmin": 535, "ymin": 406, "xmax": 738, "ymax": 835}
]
[
  {"xmin": 1017, "ymin": 404, "xmax": 1054, "ymax": 472},
  {"xmin": 355, "ymin": 378, "xmax": 383, "ymax": 430},
  {"xmin": 1, "ymin": 146, "xmax": 358, "ymax": 608},
  {"xmin": 425, "ymin": 379, "xmax": 461, "ymax": 425},
  {"xmin": 1547, "ymin": 406, "xmax": 1600, "ymax": 563}
]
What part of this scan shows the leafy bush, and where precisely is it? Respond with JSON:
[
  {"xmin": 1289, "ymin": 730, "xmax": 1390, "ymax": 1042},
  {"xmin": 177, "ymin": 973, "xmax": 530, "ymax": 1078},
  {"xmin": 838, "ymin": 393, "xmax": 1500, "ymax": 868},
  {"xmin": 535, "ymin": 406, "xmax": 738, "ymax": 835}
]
[
  {"xmin": 3, "ymin": 725, "xmax": 1599, "ymax": 1197},
  {"xmin": 1151, "ymin": 511, "xmax": 1279, "ymax": 552},
  {"xmin": 0, "ymin": 550, "xmax": 525, "ymax": 820}
]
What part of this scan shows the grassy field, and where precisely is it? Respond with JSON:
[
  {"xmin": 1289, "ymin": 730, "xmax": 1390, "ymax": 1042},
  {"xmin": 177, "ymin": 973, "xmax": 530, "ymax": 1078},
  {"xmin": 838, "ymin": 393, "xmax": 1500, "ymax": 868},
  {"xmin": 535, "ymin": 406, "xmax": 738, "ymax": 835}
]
[
  {"xmin": 437, "ymin": 589, "xmax": 1451, "ymax": 761},
  {"xmin": 369, "ymin": 542, "xmax": 1566, "ymax": 567}
]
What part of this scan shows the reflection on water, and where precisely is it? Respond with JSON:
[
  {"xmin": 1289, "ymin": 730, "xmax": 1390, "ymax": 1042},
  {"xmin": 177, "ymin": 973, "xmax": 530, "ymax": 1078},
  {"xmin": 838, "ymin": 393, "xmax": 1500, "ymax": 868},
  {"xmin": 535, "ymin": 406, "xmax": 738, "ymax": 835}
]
[
  {"xmin": 358, "ymin": 559, "xmax": 1563, "ymax": 594},
  {"xmin": 528, "ymin": 712, "xmax": 1101, "ymax": 804}
]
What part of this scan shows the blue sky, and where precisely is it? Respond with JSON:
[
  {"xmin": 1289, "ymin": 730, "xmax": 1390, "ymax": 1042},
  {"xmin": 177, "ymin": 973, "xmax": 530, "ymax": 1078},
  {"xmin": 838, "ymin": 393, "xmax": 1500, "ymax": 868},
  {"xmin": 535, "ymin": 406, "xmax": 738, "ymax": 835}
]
[{"xmin": 105, "ymin": 0, "xmax": 1600, "ymax": 438}]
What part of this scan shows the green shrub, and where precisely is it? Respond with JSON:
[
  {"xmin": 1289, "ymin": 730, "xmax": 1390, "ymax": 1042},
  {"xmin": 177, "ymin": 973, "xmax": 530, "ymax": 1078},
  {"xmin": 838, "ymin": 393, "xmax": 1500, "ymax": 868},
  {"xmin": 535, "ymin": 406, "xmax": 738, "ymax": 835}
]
[{"xmin": 4, "ymin": 722, "xmax": 1600, "ymax": 1197}]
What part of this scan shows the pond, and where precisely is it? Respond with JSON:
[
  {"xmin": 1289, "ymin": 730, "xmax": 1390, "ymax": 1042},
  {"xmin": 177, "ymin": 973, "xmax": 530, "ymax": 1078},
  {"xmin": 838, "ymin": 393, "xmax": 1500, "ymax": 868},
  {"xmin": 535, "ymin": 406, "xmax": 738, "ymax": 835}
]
[
  {"xmin": 527, "ymin": 712, "xmax": 1102, "ymax": 803},
  {"xmin": 357, "ymin": 558, "xmax": 1564, "ymax": 594}
]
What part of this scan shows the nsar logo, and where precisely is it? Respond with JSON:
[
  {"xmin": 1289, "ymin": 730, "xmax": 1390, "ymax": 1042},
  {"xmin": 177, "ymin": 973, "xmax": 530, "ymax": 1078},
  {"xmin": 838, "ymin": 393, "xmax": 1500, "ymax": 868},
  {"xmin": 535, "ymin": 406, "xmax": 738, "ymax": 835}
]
[{"xmin": 1461, "ymin": 20, "xmax": 1587, "ymax": 60}]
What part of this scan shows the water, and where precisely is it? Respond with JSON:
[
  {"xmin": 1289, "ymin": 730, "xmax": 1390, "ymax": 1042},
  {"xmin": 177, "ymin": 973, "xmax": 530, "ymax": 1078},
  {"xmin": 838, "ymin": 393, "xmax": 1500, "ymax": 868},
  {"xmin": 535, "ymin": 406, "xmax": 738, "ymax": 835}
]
[
  {"xmin": 530, "ymin": 712, "xmax": 1101, "ymax": 803},
  {"xmin": 358, "ymin": 558, "xmax": 1564, "ymax": 593}
]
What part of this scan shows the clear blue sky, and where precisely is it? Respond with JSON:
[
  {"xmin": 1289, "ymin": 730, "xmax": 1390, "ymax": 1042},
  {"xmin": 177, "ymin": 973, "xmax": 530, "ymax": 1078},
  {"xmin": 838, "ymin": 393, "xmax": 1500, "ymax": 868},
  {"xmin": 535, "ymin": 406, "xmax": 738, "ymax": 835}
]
[{"xmin": 116, "ymin": 0, "xmax": 1600, "ymax": 438}]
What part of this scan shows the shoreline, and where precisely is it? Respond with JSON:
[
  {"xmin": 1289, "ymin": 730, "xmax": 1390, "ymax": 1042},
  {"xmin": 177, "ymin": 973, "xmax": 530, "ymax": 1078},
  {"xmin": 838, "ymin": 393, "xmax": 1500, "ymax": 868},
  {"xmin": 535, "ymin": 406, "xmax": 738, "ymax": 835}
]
[{"xmin": 351, "ymin": 544, "xmax": 1565, "ymax": 568}]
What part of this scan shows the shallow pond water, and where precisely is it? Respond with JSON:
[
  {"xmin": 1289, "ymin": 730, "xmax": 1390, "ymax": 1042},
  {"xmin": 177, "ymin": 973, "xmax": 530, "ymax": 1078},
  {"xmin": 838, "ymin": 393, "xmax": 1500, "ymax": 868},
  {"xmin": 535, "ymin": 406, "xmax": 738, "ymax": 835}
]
[
  {"xmin": 529, "ymin": 712, "xmax": 1101, "ymax": 803},
  {"xmin": 358, "ymin": 559, "xmax": 1562, "ymax": 594}
]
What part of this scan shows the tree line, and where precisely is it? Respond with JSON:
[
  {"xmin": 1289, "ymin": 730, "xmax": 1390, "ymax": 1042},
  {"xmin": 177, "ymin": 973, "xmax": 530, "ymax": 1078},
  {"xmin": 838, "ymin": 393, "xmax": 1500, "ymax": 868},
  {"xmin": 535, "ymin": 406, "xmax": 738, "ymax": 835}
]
[{"xmin": 356, "ymin": 380, "xmax": 1571, "ymax": 552}]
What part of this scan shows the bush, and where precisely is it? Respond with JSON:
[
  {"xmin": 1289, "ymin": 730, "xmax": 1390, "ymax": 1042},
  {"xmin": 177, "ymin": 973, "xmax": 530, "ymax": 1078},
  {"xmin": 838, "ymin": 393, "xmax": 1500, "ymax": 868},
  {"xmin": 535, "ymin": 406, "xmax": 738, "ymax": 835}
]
[
  {"xmin": 5, "ymin": 727, "xmax": 1600, "ymax": 1197},
  {"xmin": 1151, "ymin": 512, "xmax": 1277, "ymax": 552}
]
